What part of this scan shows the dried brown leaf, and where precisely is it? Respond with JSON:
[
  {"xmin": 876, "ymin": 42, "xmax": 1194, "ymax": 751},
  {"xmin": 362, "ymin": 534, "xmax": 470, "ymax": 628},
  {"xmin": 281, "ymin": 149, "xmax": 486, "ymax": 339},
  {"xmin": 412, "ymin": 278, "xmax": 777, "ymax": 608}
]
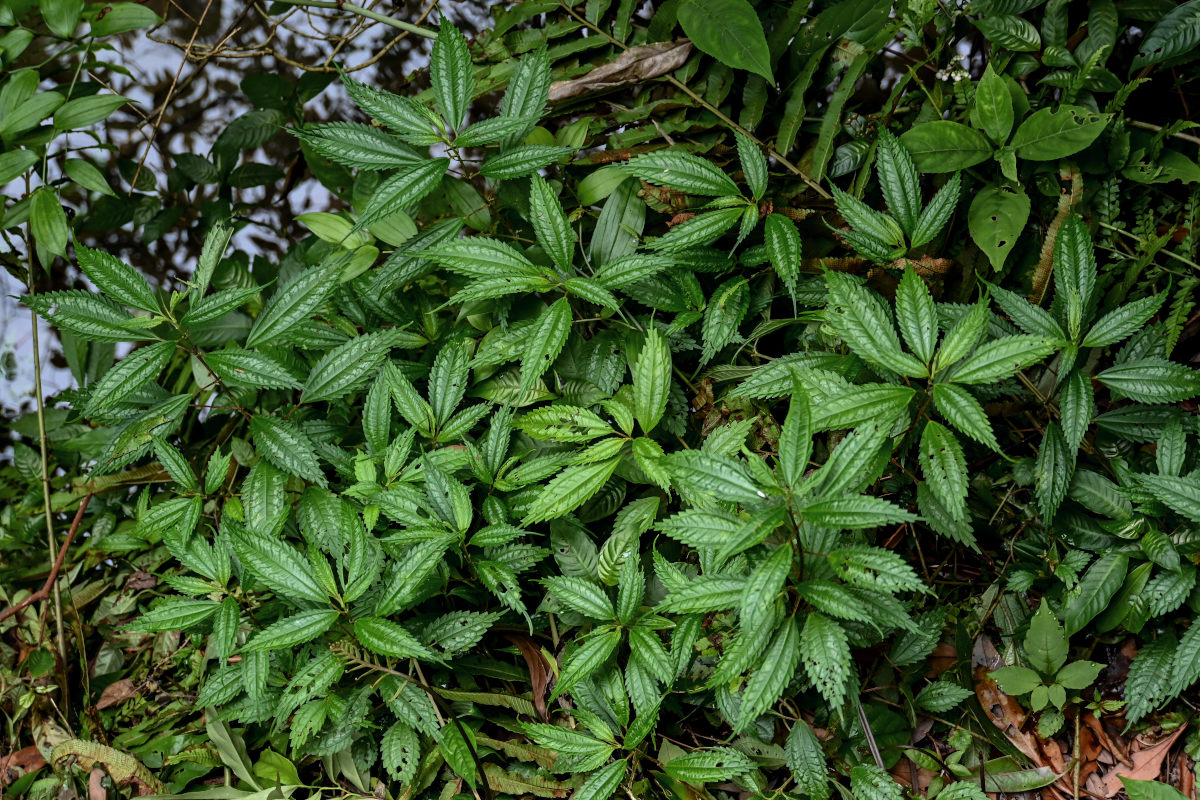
[{"xmin": 548, "ymin": 41, "xmax": 692, "ymax": 101}]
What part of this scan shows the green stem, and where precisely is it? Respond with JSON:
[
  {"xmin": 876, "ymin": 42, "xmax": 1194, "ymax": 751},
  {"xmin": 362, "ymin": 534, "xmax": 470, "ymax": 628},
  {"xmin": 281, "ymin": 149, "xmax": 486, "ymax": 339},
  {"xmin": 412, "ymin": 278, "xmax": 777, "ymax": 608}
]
[{"xmin": 274, "ymin": 0, "xmax": 437, "ymax": 39}]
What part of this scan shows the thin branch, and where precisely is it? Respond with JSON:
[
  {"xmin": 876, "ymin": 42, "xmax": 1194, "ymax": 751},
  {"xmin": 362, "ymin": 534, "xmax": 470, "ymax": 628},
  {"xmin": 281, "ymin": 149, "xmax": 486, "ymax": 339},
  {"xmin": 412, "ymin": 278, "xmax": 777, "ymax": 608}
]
[
  {"xmin": 0, "ymin": 495, "xmax": 94, "ymax": 624},
  {"xmin": 273, "ymin": 0, "xmax": 437, "ymax": 39}
]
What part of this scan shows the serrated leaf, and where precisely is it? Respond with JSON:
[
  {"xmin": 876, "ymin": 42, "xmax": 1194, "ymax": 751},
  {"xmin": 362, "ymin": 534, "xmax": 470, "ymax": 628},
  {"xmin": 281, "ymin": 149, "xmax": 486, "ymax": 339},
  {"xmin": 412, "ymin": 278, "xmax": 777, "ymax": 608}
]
[
  {"xmin": 735, "ymin": 616, "xmax": 800, "ymax": 733},
  {"xmin": 664, "ymin": 746, "xmax": 755, "ymax": 783},
  {"xmin": 1139, "ymin": 474, "xmax": 1200, "ymax": 523},
  {"xmin": 355, "ymin": 158, "xmax": 450, "ymax": 230},
  {"xmin": 633, "ymin": 326, "xmax": 671, "ymax": 434},
  {"xmin": 431, "ymin": 19, "xmax": 472, "ymax": 131},
  {"xmin": 875, "ymin": 129, "xmax": 922, "ymax": 237},
  {"xmin": 1097, "ymin": 358, "xmax": 1200, "ymax": 403},
  {"xmin": 786, "ymin": 722, "xmax": 829, "ymax": 800},
  {"xmin": 355, "ymin": 617, "xmax": 439, "ymax": 661},
  {"xmin": 701, "ymin": 278, "xmax": 748, "ymax": 363},
  {"xmin": 519, "ymin": 298, "xmax": 572, "ymax": 399},
  {"xmin": 249, "ymin": 415, "xmax": 326, "ymax": 487},
  {"xmin": 543, "ymin": 576, "xmax": 615, "ymax": 620},
  {"xmin": 763, "ymin": 213, "xmax": 802, "ymax": 296},
  {"xmin": 1035, "ymin": 422, "xmax": 1072, "ymax": 522},
  {"xmin": 620, "ymin": 150, "xmax": 740, "ymax": 197},
  {"xmin": 529, "ymin": 174, "xmax": 574, "ymax": 272},
  {"xmin": 524, "ymin": 457, "xmax": 621, "ymax": 525},
  {"xmin": 931, "ymin": 383, "xmax": 999, "ymax": 451},
  {"xmin": 479, "ymin": 145, "xmax": 574, "ymax": 178},
  {"xmin": 915, "ymin": 680, "xmax": 973, "ymax": 713},
  {"xmin": 735, "ymin": 130, "xmax": 767, "ymax": 200},
  {"xmin": 920, "ymin": 421, "xmax": 968, "ymax": 523},
  {"xmin": 294, "ymin": 122, "xmax": 422, "ymax": 170},
  {"xmin": 242, "ymin": 608, "xmax": 338, "ymax": 652},
  {"xmin": 85, "ymin": 340, "xmax": 174, "ymax": 415},
  {"xmin": 1061, "ymin": 553, "xmax": 1128, "ymax": 636},
  {"xmin": 381, "ymin": 722, "xmax": 421, "ymax": 784},
  {"xmin": 800, "ymin": 612, "xmax": 850, "ymax": 708},
  {"xmin": 205, "ymin": 347, "xmax": 301, "ymax": 390},
  {"xmin": 76, "ymin": 245, "xmax": 158, "ymax": 312},
  {"xmin": 945, "ymin": 335, "xmax": 1055, "ymax": 384},
  {"xmin": 228, "ymin": 523, "xmax": 328, "ymax": 605},
  {"xmin": 1083, "ymin": 291, "xmax": 1166, "ymax": 348},
  {"xmin": 895, "ymin": 269, "xmax": 937, "ymax": 364},
  {"xmin": 824, "ymin": 271, "xmax": 926, "ymax": 377},
  {"xmin": 246, "ymin": 254, "xmax": 346, "ymax": 348}
]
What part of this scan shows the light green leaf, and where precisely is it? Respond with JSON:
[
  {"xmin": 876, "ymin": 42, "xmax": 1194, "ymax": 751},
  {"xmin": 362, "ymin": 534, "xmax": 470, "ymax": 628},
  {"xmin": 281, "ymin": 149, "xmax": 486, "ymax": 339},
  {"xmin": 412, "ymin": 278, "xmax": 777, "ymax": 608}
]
[
  {"xmin": 900, "ymin": 121, "xmax": 994, "ymax": 173},
  {"xmin": 633, "ymin": 327, "xmax": 671, "ymax": 434},
  {"xmin": 1010, "ymin": 106, "xmax": 1111, "ymax": 161},
  {"xmin": 84, "ymin": 340, "xmax": 174, "ymax": 415},
  {"xmin": 969, "ymin": 185, "xmax": 1030, "ymax": 271},
  {"xmin": 677, "ymin": 0, "xmax": 773, "ymax": 81},
  {"xmin": 242, "ymin": 609, "xmax": 339, "ymax": 652},
  {"xmin": 529, "ymin": 174, "xmax": 574, "ymax": 272},
  {"xmin": 431, "ymin": 19, "xmax": 472, "ymax": 131}
]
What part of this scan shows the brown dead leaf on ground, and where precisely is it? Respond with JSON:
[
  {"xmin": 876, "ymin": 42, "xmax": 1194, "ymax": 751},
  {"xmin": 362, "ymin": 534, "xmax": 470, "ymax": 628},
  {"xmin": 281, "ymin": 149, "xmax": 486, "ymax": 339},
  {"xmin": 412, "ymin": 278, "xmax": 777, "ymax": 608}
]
[
  {"xmin": 973, "ymin": 638, "xmax": 1041, "ymax": 763},
  {"xmin": 0, "ymin": 747, "xmax": 47, "ymax": 785},
  {"xmin": 89, "ymin": 767, "xmax": 106, "ymax": 800},
  {"xmin": 548, "ymin": 41, "xmax": 692, "ymax": 101},
  {"xmin": 1101, "ymin": 725, "xmax": 1187, "ymax": 797},
  {"xmin": 96, "ymin": 679, "xmax": 137, "ymax": 710}
]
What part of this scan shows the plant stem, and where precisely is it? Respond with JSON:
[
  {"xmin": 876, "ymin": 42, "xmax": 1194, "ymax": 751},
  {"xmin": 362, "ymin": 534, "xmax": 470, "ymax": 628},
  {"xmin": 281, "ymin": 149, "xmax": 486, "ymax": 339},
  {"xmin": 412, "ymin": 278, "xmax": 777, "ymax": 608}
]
[
  {"xmin": 274, "ymin": 0, "xmax": 437, "ymax": 39},
  {"xmin": 556, "ymin": 1, "xmax": 831, "ymax": 199}
]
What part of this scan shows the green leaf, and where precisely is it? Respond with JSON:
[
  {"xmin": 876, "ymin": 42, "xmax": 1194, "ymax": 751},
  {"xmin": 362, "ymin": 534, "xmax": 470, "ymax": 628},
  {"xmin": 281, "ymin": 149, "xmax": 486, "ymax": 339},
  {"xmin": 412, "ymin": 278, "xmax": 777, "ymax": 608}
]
[
  {"xmin": 875, "ymin": 129, "xmax": 922, "ymax": 237},
  {"xmin": 1058, "ymin": 369, "xmax": 1093, "ymax": 453},
  {"xmin": 899, "ymin": 121, "xmax": 994, "ymax": 172},
  {"xmin": 84, "ymin": 341, "xmax": 174, "ymax": 415},
  {"xmin": 931, "ymin": 383, "xmax": 999, "ymax": 451},
  {"xmin": 1139, "ymin": 475, "xmax": 1200, "ymax": 524},
  {"xmin": 479, "ymin": 145, "xmax": 574, "ymax": 179},
  {"xmin": 619, "ymin": 150, "xmax": 739, "ymax": 197},
  {"xmin": 53, "ymin": 93, "xmax": 129, "ymax": 130},
  {"xmin": 1132, "ymin": 0, "xmax": 1200, "ymax": 67},
  {"xmin": 832, "ymin": 186, "xmax": 905, "ymax": 251},
  {"xmin": 974, "ymin": 14, "xmax": 1042, "ymax": 50},
  {"xmin": 648, "ymin": 207, "xmax": 744, "ymax": 251},
  {"xmin": 431, "ymin": 19, "xmax": 472, "ymax": 131},
  {"xmin": 0, "ymin": 150, "xmax": 39, "ymax": 185},
  {"xmin": 1096, "ymin": 358, "xmax": 1200, "ymax": 403},
  {"xmin": 910, "ymin": 172, "xmax": 961, "ymax": 249},
  {"xmin": 420, "ymin": 237, "xmax": 542, "ymax": 278},
  {"xmin": 63, "ymin": 158, "xmax": 114, "ymax": 197},
  {"xmin": 664, "ymin": 746, "xmax": 755, "ymax": 784},
  {"xmin": 968, "ymin": 185, "xmax": 1030, "ymax": 271},
  {"xmin": 558, "ymin": 628, "xmax": 621, "ymax": 691},
  {"xmin": 249, "ymin": 415, "xmax": 326, "ymax": 487},
  {"xmin": 920, "ymin": 421, "xmax": 968, "ymax": 523},
  {"xmin": 778, "ymin": 382, "xmax": 813, "ymax": 488},
  {"xmin": 1083, "ymin": 292, "xmax": 1166, "ymax": 348},
  {"xmin": 229, "ymin": 523, "xmax": 328, "ymax": 605},
  {"xmin": 1061, "ymin": 553, "xmax": 1128, "ymax": 636},
  {"xmin": 519, "ymin": 298, "xmax": 572, "ymax": 399},
  {"xmin": 571, "ymin": 759, "xmax": 627, "ymax": 800},
  {"xmin": 824, "ymin": 271, "xmax": 926, "ymax": 377},
  {"xmin": 1035, "ymin": 422, "xmax": 1072, "ymax": 523},
  {"xmin": 355, "ymin": 158, "xmax": 450, "ymax": 229},
  {"xmin": 971, "ymin": 64, "xmax": 1014, "ymax": 145},
  {"xmin": 381, "ymin": 722, "xmax": 421, "ymax": 784},
  {"xmin": 934, "ymin": 298, "xmax": 990, "ymax": 373},
  {"xmin": 1056, "ymin": 660, "xmax": 1104, "ymax": 690},
  {"xmin": 915, "ymin": 680, "xmax": 973, "ymax": 712},
  {"xmin": 800, "ymin": 612, "xmax": 850, "ymax": 708},
  {"xmin": 341, "ymin": 75, "xmax": 440, "ymax": 145},
  {"xmin": 990, "ymin": 666, "xmax": 1042, "ymax": 695},
  {"xmin": 785, "ymin": 722, "xmax": 829, "ymax": 800},
  {"xmin": 131, "ymin": 599, "xmax": 221, "ymax": 632},
  {"xmin": 665, "ymin": 450, "xmax": 766, "ymax": 505},
  {"xmin": 204, "ymin": 348, "xmax": 301, "ymax": 390},
  {"xmin": 945, "ymin": 335, "xmax": 1055, "ymax": 384},
  {"xmin": 894, "ymin": 269, "xmax": 937, "ymax": 364},
  {"xmin": 850, "ymin": 765, "xmax": 905, "ymax": 800},
  {"xmin": 89, "ymin": 2, "xmax": 160, "ymax": 35},
  {"xmin": 30, "ymin": 187, "xmax": 68, "ymax": 260},
  {"xmin": 524, "ymin": 457, "xmax": 622, "ymax": 524},
  {"xmin": 633, "ymin": 327, "xmax": 671, "ymax": 434},
  {"xmin": 1121, "ymin": 778, "xmax": 1191, "ymax": 800},
  {"xmin": 735, "ymin": 130, "xmax": 767, "ymax": 200},
  {"xmin": 355, "ymin": 617, "xmax": 439, "ymax": 661},
  {"xmin": 1010, "ymin": 106, "xmax": 1111, "ymax": 161},
  {"xmin": 736, "ymin": 617, "xmax": 800, "ymax": 733},
  {"xmin": 303, "ymin": 330, "xmax": 399, "ymax": 403},
  {"xmin": 701, "ymin": 278, "xmax": 749, "ymax": 363},
  {"xmin": 763, "ymin": 213, "xmax": 802, "ymax": 296},
  {"xmin": 294, "ymin": 122, "xmax": 422, "ymax": 170},
  {"xmin": 543, "ymin": 576, "xmax": 615, "ymax": 620},
  {"xmin": 677, "ymin": 0, "xmax": 773, "ymax": 81},
  {"xmin": 242, "ymin": 609, "xmax": 339, "ymax": 652},
  {"xmin": 518, "ymin": 405, "xmax": 612, "ymax": 442},
  {"xmin": 658, "ymin": 576, "xmax": 745, "ymax": 613},
  {"xmin": 246, "ymin": 254, "xmax": 345, "ymax": 347},
  {"xmin": 498, "ymin": 45, "xmax": 551, "ymax": 148},
  {"xmin": 1025, "ymin": 599, "xmax": 1068, "ymax": 674},
  {"xmin": 800, "ymin": 496, "xmax": 915, "ymax": 529},
  {"xmin": 529, "ymin": 174, "xmax": 574, "ymax": 272}
]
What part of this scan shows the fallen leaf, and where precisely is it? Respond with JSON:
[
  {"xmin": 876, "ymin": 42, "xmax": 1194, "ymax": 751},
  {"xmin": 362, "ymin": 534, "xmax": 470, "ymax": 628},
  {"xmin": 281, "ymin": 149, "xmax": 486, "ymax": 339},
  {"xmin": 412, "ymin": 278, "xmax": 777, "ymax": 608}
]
[
  {"xmin": 96, "ymin": 679, "xmax": 137, "ymax": 710},
  {"xmin": 89, "ymin": 767, "xmax": 106, "ymax": 800},
  {"xmin": 1101, "ymin": 725, "xmax": 1187, "ymax": 797},
  {"xmin": 548, "ymin": 41, "xmax": 692, "ymax": 101},
  {"xmin": 504, "ymin": 633, "xmax": 550, "ymax": 721},
  {"xmin": 0, "ymin": 747, "xmax": 47, "ymax": 786}
]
